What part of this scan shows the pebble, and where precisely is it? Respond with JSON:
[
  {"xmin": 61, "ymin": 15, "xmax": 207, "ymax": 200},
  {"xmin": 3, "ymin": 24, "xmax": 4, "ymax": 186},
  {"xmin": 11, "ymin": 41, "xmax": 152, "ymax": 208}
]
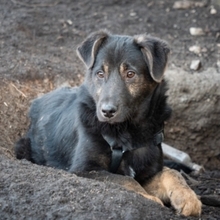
[
  {"xmin": 189, "ymin": 45, "xmax": 201, "ymax": 55},
  {"xmin": 201, "ymin": 47, "xmax": 208, "ymax": 53},
  {"xmin": 210, "ymin": 6, "xmax": 217, "ymax": 14},
  {"xmin": 130, "ymin": 12, "xmax": 136, "ymax": 17},
  {"xmin": 173, "ymin": 1, "xmax": 206, "ymax": 9},
  {"xmin": 173, "ymin": 1, "xmax": 193, "ymax": 9},
  {"xmin": 189, "ymin": 27, "xmax": 205, "ymax": 36},
  {"xmin": 190, "ymin": 60, "xmax": 201, "ymax": 70},
  {"xmin": 194, "ymin": 2, "xmax": 207, "ymax": 7},
  {"xmin": 66, "ymin": 19, "xmax": 73, "ymax": 25}
]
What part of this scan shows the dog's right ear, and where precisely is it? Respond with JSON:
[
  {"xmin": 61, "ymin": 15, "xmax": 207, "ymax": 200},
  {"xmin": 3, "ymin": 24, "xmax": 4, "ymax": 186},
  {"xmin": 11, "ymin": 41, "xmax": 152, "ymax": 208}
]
[{"xmin": 77, "ymin": 30, "xmax": 109, "ymax": 69}]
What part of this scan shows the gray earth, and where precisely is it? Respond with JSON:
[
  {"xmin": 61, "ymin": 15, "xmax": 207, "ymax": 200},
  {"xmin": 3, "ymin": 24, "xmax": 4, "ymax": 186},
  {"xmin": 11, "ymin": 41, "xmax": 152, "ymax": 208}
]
[{"xmin": 0, "ymin": 0, "xmax": 220, "ymax": 219}]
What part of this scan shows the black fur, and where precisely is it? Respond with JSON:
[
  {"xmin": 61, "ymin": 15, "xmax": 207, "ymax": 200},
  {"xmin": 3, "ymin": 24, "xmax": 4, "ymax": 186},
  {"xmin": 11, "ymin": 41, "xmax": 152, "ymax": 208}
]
[{"xmin": 15, "ymin": 31, "xmax": 172, "ymax": 184}]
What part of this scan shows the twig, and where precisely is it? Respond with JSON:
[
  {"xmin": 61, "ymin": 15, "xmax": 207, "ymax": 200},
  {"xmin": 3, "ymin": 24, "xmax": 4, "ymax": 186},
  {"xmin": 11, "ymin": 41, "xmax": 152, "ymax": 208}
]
[
  {"xmin": 10, "ymin": 0, "xmax": 60, "ymax": 8},
  {"xmin": 11, "ymin": 83, "xmax": 27, "ymax": 98}
]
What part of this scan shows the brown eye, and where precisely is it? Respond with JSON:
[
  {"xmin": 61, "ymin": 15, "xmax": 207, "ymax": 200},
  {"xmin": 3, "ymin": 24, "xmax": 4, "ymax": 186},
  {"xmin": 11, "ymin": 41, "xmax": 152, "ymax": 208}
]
[
  {"xmin": 127, "ymin": 71, "xmax": 135, "ymax": 78},
  {"xmin": 96, "ymin": 71, "xmax": 105, "ymax": 78}
]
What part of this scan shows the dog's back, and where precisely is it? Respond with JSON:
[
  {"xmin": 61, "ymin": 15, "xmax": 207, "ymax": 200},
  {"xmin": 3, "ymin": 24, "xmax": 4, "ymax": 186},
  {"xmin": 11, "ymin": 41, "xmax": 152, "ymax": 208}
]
[{"xmin": 16, "ymin": 87, "xmax": 80, "ymax": 169}]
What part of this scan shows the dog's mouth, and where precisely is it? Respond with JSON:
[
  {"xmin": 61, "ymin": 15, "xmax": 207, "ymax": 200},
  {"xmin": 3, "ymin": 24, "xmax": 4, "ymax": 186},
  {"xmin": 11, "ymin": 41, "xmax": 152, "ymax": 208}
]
[
  {"xmin": 97, "ymin": 112, "xmax": 120, "ymax": 124},
  {"xmin": 97, "ymin": 108, "xmax": 126, "ymax": 124}
]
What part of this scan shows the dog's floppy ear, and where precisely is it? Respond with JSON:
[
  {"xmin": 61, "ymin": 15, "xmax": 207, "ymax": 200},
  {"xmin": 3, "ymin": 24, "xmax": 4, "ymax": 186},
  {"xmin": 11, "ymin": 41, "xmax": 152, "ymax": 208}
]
[
  {"xmin": 134, "ymin": 34, "xmax": 170, "ymax": 83},
  {"xmin": 77, "ymin": 30, "xmax": 109, "ymax": 69}
]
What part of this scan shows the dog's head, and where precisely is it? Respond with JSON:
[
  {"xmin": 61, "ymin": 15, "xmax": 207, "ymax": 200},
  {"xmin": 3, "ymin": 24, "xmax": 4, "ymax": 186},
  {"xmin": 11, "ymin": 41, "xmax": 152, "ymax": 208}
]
[{"xmin": 77, "ymin": 30, "xmax": 170, "ymax": 124}]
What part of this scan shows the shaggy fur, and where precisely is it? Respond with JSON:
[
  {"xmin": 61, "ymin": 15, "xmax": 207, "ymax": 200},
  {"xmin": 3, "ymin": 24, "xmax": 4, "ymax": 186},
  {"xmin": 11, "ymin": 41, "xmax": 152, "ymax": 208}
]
[{"xmin": 15, "ymin": 30, "xmax": 171, "ymax": 183}]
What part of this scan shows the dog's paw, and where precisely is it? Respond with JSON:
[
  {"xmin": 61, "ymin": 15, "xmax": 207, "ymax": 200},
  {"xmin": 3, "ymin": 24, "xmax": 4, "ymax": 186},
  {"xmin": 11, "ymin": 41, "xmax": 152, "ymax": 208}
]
[
  {"xmin": 140, "ymin": 193, "xmax": 164, "ymax": 206},
  {"xmin": 169, "ymin": 186, "xmax": 202, "ymax": 216}
]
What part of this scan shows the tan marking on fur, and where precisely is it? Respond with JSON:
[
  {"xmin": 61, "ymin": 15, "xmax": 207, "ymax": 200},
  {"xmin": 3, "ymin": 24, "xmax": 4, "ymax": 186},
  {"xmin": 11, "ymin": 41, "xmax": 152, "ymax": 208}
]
[
  {"xmin": 142, "ymin": 167, "xmax": 202, "ymax": 216},
  {"xmin": 121, "ymin": 181, "xmax": 163, "ymax": 206},
  {"xmin": 128, "ymin": 85, "xmax": 138, "ymax": 97},
  {"xmin": 103, "ymin": 63, "xmax": 109, "ymax": 74},
  {"xmin": 96, "ymin": 88, "xmax": 101, "ymax": 97},
  {"xmin": 119, "ymin": 62, "xmax": 140, "ymax": 97},
  {"xmin": 141, "ymin": 48, "xmax": 154, "ymax": 79},
  {"xmin": 119, "ymin": 63, "xmax": 126, "ymax": 75},
  {"xmin": 77, "ymin": 167, "xmax": 202, "ymax": 216},
  {"xmin": 77, "ymin": 170, "xmax": 163, "ymax": 206},
  {"xmin": 128, "ymin": 77, "xmax": 150, "ymax": 98}
]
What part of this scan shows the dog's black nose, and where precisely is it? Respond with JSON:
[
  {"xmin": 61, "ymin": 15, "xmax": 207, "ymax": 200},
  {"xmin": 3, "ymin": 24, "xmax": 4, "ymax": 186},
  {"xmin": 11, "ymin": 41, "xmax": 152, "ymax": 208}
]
[{"xmin": 101, "ymin": 104, "xmax": 117, "ymax": 118}]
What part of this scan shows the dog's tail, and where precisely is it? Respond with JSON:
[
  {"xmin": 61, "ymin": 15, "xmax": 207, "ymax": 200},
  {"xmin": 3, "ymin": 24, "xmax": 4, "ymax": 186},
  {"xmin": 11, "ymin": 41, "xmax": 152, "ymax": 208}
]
[{"xmin": 15, "ymin": 137, "xmax": 32, "ymax": 161}]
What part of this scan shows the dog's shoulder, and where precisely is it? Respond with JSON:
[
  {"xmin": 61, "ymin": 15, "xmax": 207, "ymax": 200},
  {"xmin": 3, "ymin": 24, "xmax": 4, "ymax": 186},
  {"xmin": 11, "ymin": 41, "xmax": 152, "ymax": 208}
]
[{"xmin": 29, "ymin": 86, "xmax": 79, "ymax": 119}]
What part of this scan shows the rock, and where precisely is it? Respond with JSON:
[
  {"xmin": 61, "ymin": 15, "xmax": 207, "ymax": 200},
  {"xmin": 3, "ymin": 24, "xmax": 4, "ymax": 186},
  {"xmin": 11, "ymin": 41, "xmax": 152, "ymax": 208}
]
[
  {"xmin": 173, "ymin": 1, "xmax": 207, "ymax": 9},
  {"xmin": 189, "ymin": 45, "xmax": 201, "ymax": 55},
  {"xmin": 173, "ymin": 1, "xmax": 193, "ymax": 9},
  {"xmin": 201, "ymin": 47, "xmax": 208, "ymax": 53},
  {"xmin": 130, "ymin": 12, "xmax": 137, "ymax": 17},
  {"xmin": 217, "ymin": 60, "xmax": 220, "ymax": 72},
  {"xmin": 66, "ymin": 19, "xmax": 73, "ymax": 25},
  {"xmin": 190, "ymin": 60, "xmax": 201, "ymax": 70},
  {"xmin": 210, "ymin": 6, "xmax": 217, "ymax": 15},
  {"xmin": 189, "ymin": 27, "xmax": 205, "ymax": 36},
  {"xmin": 194, "ymin": 2, "xmax": 207, "ymax": 7}
]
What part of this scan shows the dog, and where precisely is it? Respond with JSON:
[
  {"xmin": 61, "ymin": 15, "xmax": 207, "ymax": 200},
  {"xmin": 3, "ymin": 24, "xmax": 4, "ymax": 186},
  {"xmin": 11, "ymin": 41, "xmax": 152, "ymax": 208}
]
[{"xmin": 15, "ymin": 30, "xmax": 202, "ymax": 216}]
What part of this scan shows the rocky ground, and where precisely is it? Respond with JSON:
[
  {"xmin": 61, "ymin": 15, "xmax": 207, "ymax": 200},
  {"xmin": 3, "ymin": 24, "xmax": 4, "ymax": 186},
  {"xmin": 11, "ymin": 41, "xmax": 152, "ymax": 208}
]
[{"xmin": 0, "ymin": 0, "xmax": 220, "ymax": 219}]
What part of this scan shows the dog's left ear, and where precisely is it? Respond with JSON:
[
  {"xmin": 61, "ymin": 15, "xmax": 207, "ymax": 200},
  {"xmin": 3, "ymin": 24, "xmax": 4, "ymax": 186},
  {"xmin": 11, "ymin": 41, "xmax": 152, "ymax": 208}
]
[
  {"xmin": 77, "ymin": 30, "xmax": 109, "ymax": 69},
  {"xmin": 134, "ymin": 34, "xmax": 170, "ymax": 83}
]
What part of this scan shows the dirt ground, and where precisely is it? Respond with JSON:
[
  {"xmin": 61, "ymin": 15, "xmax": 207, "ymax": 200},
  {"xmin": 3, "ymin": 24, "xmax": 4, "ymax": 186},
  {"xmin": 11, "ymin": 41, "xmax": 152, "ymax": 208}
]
[{"xmin": 0, "ymin": 0, "xmax": 220, "ymax": 219}]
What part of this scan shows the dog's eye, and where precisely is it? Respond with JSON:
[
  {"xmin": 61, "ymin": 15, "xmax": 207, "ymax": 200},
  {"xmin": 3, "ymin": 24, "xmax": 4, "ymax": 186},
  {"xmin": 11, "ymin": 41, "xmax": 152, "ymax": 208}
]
[
  {"xmin": 96, "ymin": 71, "xmax": 105, "ymax": 78},
  {"xmin": 127, "ymin": 71, "xmax": 136, "ymax": 78}
]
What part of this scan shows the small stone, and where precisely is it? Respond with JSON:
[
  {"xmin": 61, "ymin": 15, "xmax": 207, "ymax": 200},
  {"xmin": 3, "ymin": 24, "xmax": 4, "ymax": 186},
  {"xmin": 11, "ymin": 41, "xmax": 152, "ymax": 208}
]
[
  {"xmin": 189, "ymin": 27, "xmax": 205, "ymax": 36},
  {"xmin": 189, "ymin": 45, "xmax": 201, "ymax": 55},
  {"xmin": 130, "ymin": 12, "xmax": 136, "ymax": 17},
  {"xmin": 173, "ymin": 1, "xmax": 206, "ymax": 9},
  {"xmin": 201, "ymin": 47, "xmax": 207, "ymax": 53},
  {"xmin": 66, "ymin": 19, "xmax": 73, "ymax": 25},
  {"xmin": 166, "ymin": 8, "xmax": 170, "ymax": 12},
  {"xmin": 194, "ymin": 2, "xmax": 206, "ymax": 7},
  {"xmin": 190, "ymin": 60, "xmax": 201, "ymax": 70},
  {"xmin": 217, "ymin": 60, "xmax": 220, "ymax": 72},
  {"xmin": 173, "ymin": 1, "xmax": 193, "ymax": 9},
  {"xmin": 210, "ymin": 6, "xmax": 217, "ymax": 14}
]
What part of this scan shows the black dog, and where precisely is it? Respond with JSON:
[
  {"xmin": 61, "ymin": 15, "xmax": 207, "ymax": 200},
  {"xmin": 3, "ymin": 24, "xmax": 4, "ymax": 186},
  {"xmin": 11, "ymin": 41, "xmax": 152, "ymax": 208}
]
[{"xmin": 15, "ymin": 30, "xmax": 201, "ymax": 216}]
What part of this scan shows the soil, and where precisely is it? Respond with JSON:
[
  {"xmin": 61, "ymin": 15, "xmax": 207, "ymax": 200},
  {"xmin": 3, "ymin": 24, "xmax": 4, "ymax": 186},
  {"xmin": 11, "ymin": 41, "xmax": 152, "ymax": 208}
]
[{"xmin": 0, "ymin": 0, "xmax": 220, "ymax": 219}]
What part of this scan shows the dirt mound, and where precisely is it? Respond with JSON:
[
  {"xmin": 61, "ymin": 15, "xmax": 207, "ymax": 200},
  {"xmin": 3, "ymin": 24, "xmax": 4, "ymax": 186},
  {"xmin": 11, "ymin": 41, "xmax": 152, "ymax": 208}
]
[
  {"xmin": 166, "ymin": 68, "xmax": 220, "ymax": 169},
  {"xmin": 0, "ymin": 0, "xmax": 220, "ymax": 219},
  {"xmin": 1, "ymin": 148, "xmax": 220, "ymax": 219}
]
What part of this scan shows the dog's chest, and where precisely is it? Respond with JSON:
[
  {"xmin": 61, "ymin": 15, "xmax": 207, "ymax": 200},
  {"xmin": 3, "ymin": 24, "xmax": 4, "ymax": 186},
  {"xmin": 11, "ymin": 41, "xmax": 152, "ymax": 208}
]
[{"xmin": 102, "ymin": 132, "xmax": 132, "ymax": 152}]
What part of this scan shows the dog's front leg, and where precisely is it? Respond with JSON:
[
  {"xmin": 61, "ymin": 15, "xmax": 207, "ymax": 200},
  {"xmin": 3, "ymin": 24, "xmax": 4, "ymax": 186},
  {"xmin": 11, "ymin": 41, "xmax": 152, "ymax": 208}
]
[
  {"xmin": 77, "ymin": 170, "xmax": 163, "ymax": 206},
  {"xmin": 142, "ymin": 167, "xmax": 202, "ymax": 216}
]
